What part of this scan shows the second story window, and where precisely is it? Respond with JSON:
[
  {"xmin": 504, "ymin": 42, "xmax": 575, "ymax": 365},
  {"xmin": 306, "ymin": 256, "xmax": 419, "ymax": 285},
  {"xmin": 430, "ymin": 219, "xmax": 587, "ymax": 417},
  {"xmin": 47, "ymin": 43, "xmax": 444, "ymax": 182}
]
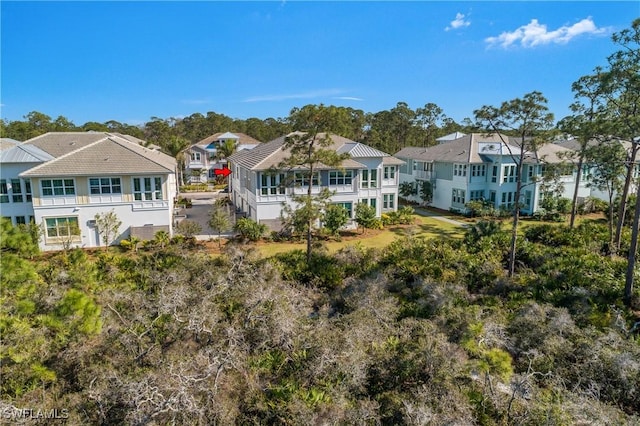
[
  {"xmin": 11, "ymin": 179, "xmax": 23, "ymax": 202},
  {"xmin": 261, "ymin": 173, "xmax": 286, "ymax": 195},
  {"xmin": 361, "ymin": 169, "xmax": 378, "ymax": 188},
  {"xmin": 133, "ymin": 177, "xmax": 162, "ymax": 201},
  {"xmin": 383, "ymin": 166, "xmax": 396, "ymax": 180},
  {"xmin": 0, "ymin": 180, "xmax": 8, "ymax": 203},
  {"xmin": 191, "ymin": 152, "xmax": 201, "ymax": 162},
  {"xmin": 453, "ymin": 164, "xmax": 467, "ymax": 177},
  {"xmin": 471, "ymin": 164, "xmax": 486, "ymax": 177},
  {"xmin": 502, "ymin": 165, "xmax": 516, "ymax": 183},
  {"xmin": 42, "ymin": 179, "xmax": 75, "ymax": 196},
  {"xmin": 329, "ymin": 170, "xmax": 353, "ymax": 185},
  {"xmin": 294, "ymin": 172, "xmax": 319, "ymax": 187},
  {"xmin": 90, "ymin": 177, "xmax": 122, "ymax": 195}
]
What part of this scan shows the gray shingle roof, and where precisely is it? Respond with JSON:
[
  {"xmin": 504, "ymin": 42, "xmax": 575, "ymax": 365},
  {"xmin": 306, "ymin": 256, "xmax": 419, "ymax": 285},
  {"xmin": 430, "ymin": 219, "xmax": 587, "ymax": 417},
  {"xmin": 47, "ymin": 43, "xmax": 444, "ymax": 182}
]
[
  {"xmin": 395, "ymin": 133, "xmax": 562, "ymax": 164},
  {"xmin": 24, "ymin": 132, "xmax": 115, "ymax": 157},
  {"xmin": 229, "ymin": 132, "xmax": 401, "ymax": 171},
  {"xmin": 194, "ymin": 132, "xmax": 262, "ymax": 149},
  {"xmin": 20, "ymin": 133, "xmax": 176, "ymax": 177}
]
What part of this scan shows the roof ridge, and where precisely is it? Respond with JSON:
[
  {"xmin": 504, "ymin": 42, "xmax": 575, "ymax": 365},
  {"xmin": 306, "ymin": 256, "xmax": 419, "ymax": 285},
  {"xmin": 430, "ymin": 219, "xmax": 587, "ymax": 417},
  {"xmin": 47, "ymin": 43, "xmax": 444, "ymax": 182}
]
[
  {"xmin": 107, "ymin": 136, "xmax": 174, "ymax": 172},
  {"xmin": 252, "ymin": 138, "xmax": 287, "ymax": 170},
  {"xmin": 21, "ymin": 135, "xmax": 109, "ymax": 174}
]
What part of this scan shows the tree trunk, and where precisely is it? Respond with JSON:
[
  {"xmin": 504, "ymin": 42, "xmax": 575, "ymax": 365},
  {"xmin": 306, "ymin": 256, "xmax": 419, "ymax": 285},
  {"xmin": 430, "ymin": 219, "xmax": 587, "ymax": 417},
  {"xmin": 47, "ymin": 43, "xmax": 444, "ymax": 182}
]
[
  {"xmin": 624, "ymin": 180, "xmax": 640, "ymax": 305},
  {"xmin": 569, "ymin": 156, "xmax": 584, "ymax": 229},
  {"xmin": 614, "ymin": 145, "xmax": 639, "ymax": 252},
  {"xmin": 508, "ymin": 196, "xmax": 521, "ymax": 278},
  {"xmin": 306, "ymin": 159, "xmax": 314, "ymax": 264}
]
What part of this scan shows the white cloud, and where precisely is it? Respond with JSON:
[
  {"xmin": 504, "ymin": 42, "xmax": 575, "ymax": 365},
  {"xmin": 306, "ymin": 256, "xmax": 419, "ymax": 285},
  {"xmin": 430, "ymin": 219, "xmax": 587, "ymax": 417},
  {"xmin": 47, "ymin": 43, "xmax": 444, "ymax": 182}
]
[
  {"xmin": 333, "ymin": 96, "xmax": 363, "ymax": 101},
  {"xmin": 243, "ymin": 89, "xmax": 344, "ymax": 103},
  {"xmin": 445, "ymin": 13, "xmax": 470, "ymax": 31},
  {"xmin": 486, "ymin": 17, "xmax": 607, "ymax": 48}
]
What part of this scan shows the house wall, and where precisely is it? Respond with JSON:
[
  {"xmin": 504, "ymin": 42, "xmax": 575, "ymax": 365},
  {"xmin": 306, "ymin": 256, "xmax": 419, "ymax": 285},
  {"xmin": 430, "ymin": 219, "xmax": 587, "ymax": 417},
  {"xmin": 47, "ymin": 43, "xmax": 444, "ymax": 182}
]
[
  {"xmin": 0, "ymin": 163, "xmax": 37, "ymax": 224},
  {"xmin": 231, "ymin": 158, "xmax": 400, "ymax": 231},
  {"xmin": 28, "ymin": 173, "xmax": 175, "ymax": 251}
]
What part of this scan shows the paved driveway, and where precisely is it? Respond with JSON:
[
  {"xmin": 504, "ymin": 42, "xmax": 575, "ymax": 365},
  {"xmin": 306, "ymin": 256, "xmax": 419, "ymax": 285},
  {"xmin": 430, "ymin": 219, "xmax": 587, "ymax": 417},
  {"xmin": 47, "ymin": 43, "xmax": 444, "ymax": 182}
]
[{"xmin": 177, "ymin": 192, "xmax": 236, "ymax": 240}]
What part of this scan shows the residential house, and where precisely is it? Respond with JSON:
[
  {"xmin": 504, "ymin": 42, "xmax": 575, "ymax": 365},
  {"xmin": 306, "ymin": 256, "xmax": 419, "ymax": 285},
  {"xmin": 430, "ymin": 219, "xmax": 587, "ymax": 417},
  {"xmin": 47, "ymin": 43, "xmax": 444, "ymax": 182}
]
[
  {"xmin": 554, "ymin": 136, "xmax": 640, "ymax": 203},
  {"xmin": 228, "ymin": 133, "xmax": 404, "ymax": 230},
  {"xmin": 0, "ymin": 132, "xmax": 177, "ymax": 250},
  {"xmin": 395, "ymin": 133, "xmax": 575, "ymax": 215},
  {"xmin": 185, "ymin": 131, "xmax": 261, "ymax": 183}
]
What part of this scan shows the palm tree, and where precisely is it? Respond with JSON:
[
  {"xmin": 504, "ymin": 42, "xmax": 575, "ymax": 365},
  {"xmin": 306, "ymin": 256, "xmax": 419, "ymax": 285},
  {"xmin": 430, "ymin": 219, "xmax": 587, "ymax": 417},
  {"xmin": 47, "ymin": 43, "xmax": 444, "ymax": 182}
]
[
  {"xmin": 215, "ymin": 138, "xmax": 237, "ymax": 164},
  {"xmin": 215, "ymin": 138, "xmax": 237, "ymax": 187}
]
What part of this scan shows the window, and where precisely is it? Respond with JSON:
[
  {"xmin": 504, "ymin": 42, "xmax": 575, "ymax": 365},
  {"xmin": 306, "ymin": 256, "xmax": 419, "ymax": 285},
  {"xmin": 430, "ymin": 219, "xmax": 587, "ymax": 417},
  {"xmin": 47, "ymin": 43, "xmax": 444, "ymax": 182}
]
[
  {"xmin": 424, "ymin": 162, "xmax": 433, "ymax": 172},
  {"xmin": 491, "ymin": 166, "xmax": 498, "ymax": 183},
  {"xmin": 412, "ymin": 160, "xmax": 417, "ymax": 171},
  {"xmin": 45, "ymin": 217, "xmax": 79, "ymax": 238},
  {"xmin": 25, "ymin": 180, "xmax": 32, "ymax": 202},
  {"xmin": 133, "ymin": 177, "xmax": 163, "ymax": 201},
  {"xmin": 489, "ymin": 191, "xmax": 496, "ymax": 203},
  {"xmin": 527, "ymin": 165, "xmax": 535, "ymax": 182},
  {"xmin": 469, "ymin": 190, "xmax": 485, "ymax": 201},
  {"xmin": 190, "ymin": 152, "xmax": 201, "ymax": 162},
  {"xmin": 329, "ymin": 170, "xmax": 354, "ymax": 185},
  {"xmin": 360, "ymin": 198, "xmax": 377, "ymax": 209},
  {"xmin": 333, "ymin": 202, "xmax": 353, "ymax": 218},
  {"xmin": 0, "ymin": 180, "xmax": 8, "ymax": 203},
  {"xmin": 260, "ymin": 173, "xmax": 286, "ymax": 195},
  {"xmin": 500, "ymin": 191, "xmax": 517, "ymax": 208},
  {"xmin": 524, "ymin": 190, "xmax": 532, "ymax": 208},
  {"xmin": 10, "ymin": 179, "xmax": 23, "ymax": 202},
  {"xmin": 42, "ymin": 179, "xmax": 75, "ymax": 196},
  {"xmin": 90, "ymin": 177, "xmax": 122, "ymax": 195},
  {"xmin": 383, "ymin": 166, "xmax": 396, "ymax": 180},
  {"xmin": 361, "ymin": 169, "xmax": 378, "ymax": 188},
  {"xmin": 383, "ymin": 194, "xmax": 395, "ymax": 209},
  {"xmin": 452, "ymin": 188, "xmax": 466, "ymax": 205},
  {"xmin": 471, "ymin": 164, "xmax": 486, "ymax": 177},
  {"xmin": 453, "ymin": 164, "xmax": 467, "ymax": 177},
  {"xmin": 294, "ymin": 172, "xmax": 319, "ymax": 187},
  {"xmin": 15, "ymin": 216, "xmax": 26, "ymax": 225},
  {"xmin": 502, "ymin": 165, "xmax": 516, "ymax": 183}
]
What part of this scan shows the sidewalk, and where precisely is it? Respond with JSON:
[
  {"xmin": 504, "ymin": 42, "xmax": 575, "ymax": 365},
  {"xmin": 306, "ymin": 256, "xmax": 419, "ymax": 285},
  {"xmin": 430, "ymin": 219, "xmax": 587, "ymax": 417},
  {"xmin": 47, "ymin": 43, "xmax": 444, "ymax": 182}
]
[{"xmin": 411, "ymin": 206, "xmax": 469, "ymax": 227}]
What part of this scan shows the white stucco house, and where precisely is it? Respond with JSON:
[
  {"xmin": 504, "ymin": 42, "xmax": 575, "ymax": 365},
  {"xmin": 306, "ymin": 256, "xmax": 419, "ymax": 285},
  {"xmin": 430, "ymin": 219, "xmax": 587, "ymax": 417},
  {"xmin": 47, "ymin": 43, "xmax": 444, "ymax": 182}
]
[
  {"xmin": 227, "ymin": 132, "xmax": 404, "ymax": 230},
  {"xmin": 0, "ymin": 132, "xmax": 177, "ymax": 250},
  {"xmin": 395, "ymin": 133, "xmax": 576, "ymax": 215},
  {"xmin": 185, "ymin": 131, "xmax": 262, "ymax": 183},
  {"xmin": 554, "ymin": 136, "xmax": 640, "ymax": 203}
]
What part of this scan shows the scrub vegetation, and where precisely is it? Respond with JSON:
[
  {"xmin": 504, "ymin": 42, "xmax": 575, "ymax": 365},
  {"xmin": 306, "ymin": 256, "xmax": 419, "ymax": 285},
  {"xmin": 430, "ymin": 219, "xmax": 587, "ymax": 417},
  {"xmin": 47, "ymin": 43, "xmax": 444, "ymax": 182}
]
[{"xmin": 1, "ymin": 216, "xmax": 638, "ymax": 425}]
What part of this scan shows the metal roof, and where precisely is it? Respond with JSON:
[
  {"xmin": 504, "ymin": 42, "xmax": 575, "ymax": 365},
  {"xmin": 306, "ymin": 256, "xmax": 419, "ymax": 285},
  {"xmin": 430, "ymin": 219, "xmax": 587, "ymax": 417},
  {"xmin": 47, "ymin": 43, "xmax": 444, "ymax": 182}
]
[{"xmin": 0, "ymin": 143, "xmax": 55, "ymax": 163}]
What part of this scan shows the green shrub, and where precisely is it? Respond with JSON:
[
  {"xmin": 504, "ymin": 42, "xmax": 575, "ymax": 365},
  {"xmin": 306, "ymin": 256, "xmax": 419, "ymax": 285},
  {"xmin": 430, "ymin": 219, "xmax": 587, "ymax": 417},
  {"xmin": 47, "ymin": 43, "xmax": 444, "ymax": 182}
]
[{"xmin": 235, "ymin": 217, "xmax": 267, "ymax": 242}]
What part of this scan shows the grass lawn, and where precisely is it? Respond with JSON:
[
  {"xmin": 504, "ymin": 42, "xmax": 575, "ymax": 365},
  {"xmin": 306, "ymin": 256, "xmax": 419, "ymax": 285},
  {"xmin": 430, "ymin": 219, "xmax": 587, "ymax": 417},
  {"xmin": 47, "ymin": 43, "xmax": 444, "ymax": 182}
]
[{"xmin": 256, "ymin": 214, "xmax": 466, "ymax": 258}]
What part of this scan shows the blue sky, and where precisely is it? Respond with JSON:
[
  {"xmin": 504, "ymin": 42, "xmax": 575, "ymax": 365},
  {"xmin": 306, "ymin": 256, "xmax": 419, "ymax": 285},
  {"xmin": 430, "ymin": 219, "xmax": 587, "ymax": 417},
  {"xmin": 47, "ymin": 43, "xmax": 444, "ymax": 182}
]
[{"xmin": 1, "ymin": 1, "xmax": 638, "ymax": 127}]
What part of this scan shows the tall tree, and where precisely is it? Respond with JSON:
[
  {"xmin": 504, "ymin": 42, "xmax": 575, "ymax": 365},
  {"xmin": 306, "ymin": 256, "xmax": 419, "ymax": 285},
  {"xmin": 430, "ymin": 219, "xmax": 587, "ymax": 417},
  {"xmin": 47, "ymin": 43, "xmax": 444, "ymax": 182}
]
[
  {"xmin": 279, "ymin": 105, "xmax": 350, "ymax": 262},
  {"xmin": 475, "ymin": 91, "xmax": 554, "ymax": 277},
  {"xmin": 596, "ymin": 19, "xmax": 640, "ymax": 252},
  {"xmin": 415, "ymin": 102, "xmax": 448, "ymax": 147},
  {"xmin": 558, "ymin": 73, "xmax": 603, "ymax": 228}
]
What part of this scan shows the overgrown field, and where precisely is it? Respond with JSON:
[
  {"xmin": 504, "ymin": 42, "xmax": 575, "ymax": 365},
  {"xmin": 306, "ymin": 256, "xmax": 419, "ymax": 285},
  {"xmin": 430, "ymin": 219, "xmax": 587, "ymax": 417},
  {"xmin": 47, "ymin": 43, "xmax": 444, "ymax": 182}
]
[{"xmin": 1, "ymin": 219, "xmax": 639, "ymax": 425}]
